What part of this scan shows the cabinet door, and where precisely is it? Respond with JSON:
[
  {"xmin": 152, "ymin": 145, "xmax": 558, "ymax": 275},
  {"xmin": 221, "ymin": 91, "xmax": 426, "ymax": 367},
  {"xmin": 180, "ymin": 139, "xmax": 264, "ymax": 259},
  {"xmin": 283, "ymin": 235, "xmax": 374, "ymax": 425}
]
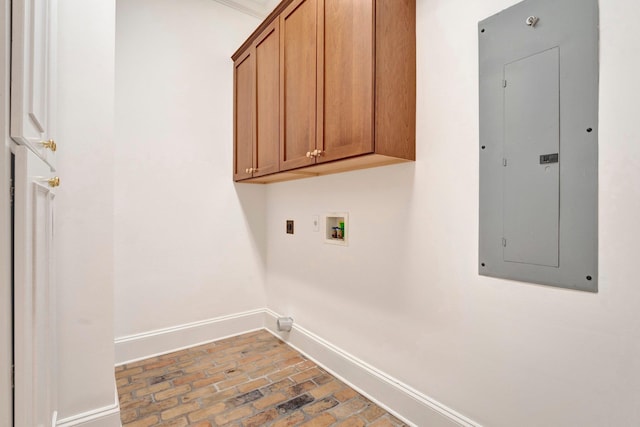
[
  {"xmin": 280, "ymin": 0, "xmax": 318, "ymax": 171},
  {"xmin": 233, "ymin": 49, "xmax": 255, "ymax": 181},
  {"xmin": 317, "ymin": 0, "xmax": 375, "ymax": 162},
  {"xmin": 14, "ymin": 146, "xmax": 58, "ymax": 427},
  {"xmin": 253, "ymin": 21, "xmax": 280, "ymax": 178},
  {"xmin": 11, "ymin": 0, "xmax": 57, "ymax": 170}
]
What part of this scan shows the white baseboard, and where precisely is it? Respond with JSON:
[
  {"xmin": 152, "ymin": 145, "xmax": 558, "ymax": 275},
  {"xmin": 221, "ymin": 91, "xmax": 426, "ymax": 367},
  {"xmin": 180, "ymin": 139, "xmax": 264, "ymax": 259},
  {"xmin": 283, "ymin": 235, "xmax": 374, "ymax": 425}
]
[
  {"xmin": 57, "ymin": 410, "xmax": 120, "ymax": 427},
  {"xmin": 114, "ymin": 309, "xmax": 265, "ymax": 365},
  {"xmin": 56, "ymin": 386, "xmax": 121, "ymax": 427},
  {"xmin": 263, "ymin": 309, "xmax": 480, "ymax": 427}
]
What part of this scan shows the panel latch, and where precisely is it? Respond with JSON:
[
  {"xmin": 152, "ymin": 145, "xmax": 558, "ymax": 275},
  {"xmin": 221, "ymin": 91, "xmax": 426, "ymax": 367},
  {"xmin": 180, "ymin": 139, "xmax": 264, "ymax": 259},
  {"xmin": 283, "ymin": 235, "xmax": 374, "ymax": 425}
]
[{"xmin": 539, "ymin": 153, "xmax": 559, "ymax": 164}]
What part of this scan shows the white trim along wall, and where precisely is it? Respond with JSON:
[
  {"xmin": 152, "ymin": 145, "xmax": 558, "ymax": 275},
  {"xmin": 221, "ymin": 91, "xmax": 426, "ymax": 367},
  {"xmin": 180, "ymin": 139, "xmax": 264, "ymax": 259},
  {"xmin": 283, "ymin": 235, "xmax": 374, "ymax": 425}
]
[
  {"xmin": 0, "ymin": 0, "xmax": 13, "ymax": 425},
  {"xmin": 114, "ymin": 309, "xmax": 265, "ymax": 365},
  {"xmin": 114, "ymin": 308, "xmax": 481, "ymax": 427},
  {"xmin": 212, "ymin": 0, "xmax": 278, "ymax": 19},
  {"xmin": 55, "ymin": 387, "xmax": 120, "ymax": 427}
]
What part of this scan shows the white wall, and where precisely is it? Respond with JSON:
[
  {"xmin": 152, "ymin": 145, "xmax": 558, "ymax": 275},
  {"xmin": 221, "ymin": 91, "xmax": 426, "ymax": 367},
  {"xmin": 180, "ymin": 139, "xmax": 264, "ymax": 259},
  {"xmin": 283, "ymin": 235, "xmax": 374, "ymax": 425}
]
[
  {"xmin": 114, "ymin": 0, "xmax": 266, "ymax": 338},
  {"xmin": 265, "ymin": 0, "xmax": 640, "ymax": 426},
  {"xmin": 55, "ymin": 0, "xmax": 117, "ymax": 420}
]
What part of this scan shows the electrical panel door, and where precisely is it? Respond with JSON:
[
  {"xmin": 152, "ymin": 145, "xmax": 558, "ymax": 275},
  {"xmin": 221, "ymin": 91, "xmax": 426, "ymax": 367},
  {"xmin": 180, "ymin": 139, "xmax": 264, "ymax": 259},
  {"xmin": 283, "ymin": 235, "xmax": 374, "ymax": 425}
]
[{"xmin": 503, "ymin": 47, "xmax": 560, "ymax": 267}]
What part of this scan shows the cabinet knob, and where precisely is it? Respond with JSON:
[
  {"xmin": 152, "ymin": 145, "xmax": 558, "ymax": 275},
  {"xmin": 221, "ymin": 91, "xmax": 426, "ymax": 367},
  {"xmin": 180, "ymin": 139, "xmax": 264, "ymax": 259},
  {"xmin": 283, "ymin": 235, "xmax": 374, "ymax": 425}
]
[
  {"xmin": 41, "ymin": 139, "xmax": 57, "ymax": 152},
  {"xmin": 47, "ymin": 177, "xmax": 60, "ymax": 188},
  {"xmin": 315, "ymin": 149, "xmax": 323, "ymax": 157},
  {"xmin": 306, "ymin": 151, "xmax": 312, "ymax": 158}
]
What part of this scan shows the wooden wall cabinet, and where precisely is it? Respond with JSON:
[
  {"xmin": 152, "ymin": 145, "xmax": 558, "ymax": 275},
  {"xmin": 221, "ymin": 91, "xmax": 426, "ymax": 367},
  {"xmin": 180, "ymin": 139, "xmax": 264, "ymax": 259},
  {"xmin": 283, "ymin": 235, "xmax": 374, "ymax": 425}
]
[
  {"xmin": 233, "ymin": 48, "xmax": 254, "ymax": 181},
  {"xmin": 279, "ymin": 0, "xmax": 318, "ymax": 171},
  {"xmin": 234, "ymin": 20, "xmax": 280, "ymax": 180},
  {"xmin": 233, "ymin": 0, "xmax": 415, "ymax": 183}
]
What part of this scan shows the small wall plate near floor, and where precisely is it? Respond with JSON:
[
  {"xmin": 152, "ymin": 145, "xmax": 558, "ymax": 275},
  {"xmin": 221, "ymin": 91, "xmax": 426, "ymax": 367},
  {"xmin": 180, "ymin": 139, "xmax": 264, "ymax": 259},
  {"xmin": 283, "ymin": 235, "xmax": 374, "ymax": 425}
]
[{"xmin": 325, "ymin": 213, "xmax": 348, "ymax": 246}]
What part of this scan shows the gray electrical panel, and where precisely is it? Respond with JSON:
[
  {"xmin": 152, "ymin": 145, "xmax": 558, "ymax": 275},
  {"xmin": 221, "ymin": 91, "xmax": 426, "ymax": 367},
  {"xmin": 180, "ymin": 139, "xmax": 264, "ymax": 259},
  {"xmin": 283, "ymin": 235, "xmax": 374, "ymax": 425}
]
[{"xmin": 478, "ymin": 0, "xmax": 599, "ymax": 292}]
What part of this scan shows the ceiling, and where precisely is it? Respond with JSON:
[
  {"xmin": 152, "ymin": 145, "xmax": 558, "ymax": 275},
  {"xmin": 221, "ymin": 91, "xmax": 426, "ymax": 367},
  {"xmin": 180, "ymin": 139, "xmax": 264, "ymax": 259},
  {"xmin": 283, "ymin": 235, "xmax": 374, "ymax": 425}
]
[{"xmin": 213, "ymin": 0, "xmax": 280, "ymax": 18}]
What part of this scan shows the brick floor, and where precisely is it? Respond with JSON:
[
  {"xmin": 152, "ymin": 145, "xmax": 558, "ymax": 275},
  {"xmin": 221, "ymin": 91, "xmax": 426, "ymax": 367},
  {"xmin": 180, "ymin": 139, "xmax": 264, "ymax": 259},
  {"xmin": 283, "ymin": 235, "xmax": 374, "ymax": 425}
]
[{"xmin": 115, "ymin": 330, "xmax": 408, "ymax": 427}]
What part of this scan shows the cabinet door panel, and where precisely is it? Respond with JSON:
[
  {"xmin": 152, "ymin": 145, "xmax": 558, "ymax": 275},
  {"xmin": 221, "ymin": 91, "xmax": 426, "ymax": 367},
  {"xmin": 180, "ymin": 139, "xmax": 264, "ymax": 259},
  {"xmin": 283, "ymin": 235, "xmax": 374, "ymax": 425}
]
[
  {"xmin": 318, "ymin": 0, "xmax": 374, "ymax": 162},
  {"xmin": 233, "ymin": 50, "xmax": 255, "ymax": 181},
  {"xmin": 14, "ymin": 146, "xmax": 57, "ymax": 427},
  {"xmin": 11, "ymin": 0, "xmax": 57, "ymax": 170},
  {"xmin": 254, "ymin": 22, "xmax": 280, "ymax": 177},
  {"xmin": 280, "ymin": 0, "xmax": 317, "ymax": 171}
]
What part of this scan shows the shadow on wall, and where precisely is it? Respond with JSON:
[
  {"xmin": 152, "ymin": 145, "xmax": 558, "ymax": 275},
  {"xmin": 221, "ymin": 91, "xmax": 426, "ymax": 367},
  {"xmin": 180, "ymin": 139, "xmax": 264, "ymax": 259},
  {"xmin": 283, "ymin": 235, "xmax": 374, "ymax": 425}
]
[{"xmin": 234, "ymin": 182, "xmax": 268, "ymax": 272}]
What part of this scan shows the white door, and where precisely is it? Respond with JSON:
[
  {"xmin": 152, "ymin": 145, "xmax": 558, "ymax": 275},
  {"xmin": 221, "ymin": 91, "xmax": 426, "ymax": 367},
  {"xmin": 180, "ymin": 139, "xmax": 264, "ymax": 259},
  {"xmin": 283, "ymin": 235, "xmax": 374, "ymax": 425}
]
[
  {"xmin": 1, "ymin": 0, "xmax": 13, "ymax": 425},
  {"xmin": 11, "ymin": 0, "xmax": 57, "ymax": 170},
  {"xmin": 13, "ymin": 145, "xmax": 58, "ymax": 427}
]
